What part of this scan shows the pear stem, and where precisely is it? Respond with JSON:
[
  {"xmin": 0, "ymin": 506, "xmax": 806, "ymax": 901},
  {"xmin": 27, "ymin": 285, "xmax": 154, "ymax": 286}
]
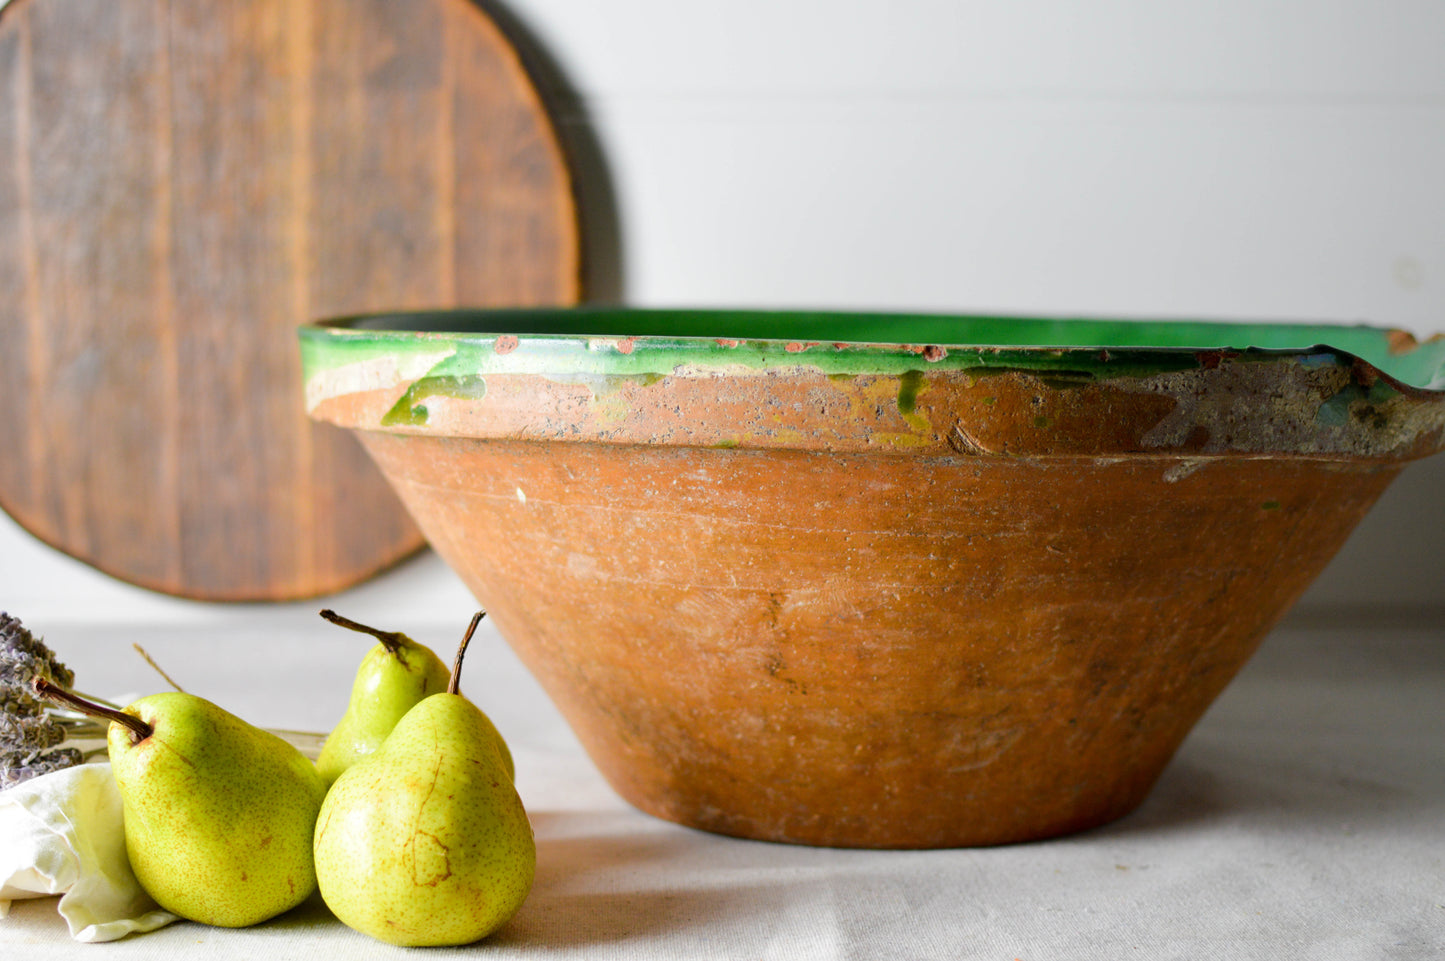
[
  {"xmin": 448, "ymin": 611, "xmax": 487, "ymax": 696},
  {"xmin": 319, "ymin": 609, "xmax": 409, "ymax": 658},
  {"xmin": 32, "ymin": 677, "xmax": 152, "ymax": 744}
]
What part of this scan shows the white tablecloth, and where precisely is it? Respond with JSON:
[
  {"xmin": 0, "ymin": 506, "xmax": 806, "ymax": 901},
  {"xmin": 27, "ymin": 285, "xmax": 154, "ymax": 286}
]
[{"xmin": 2, "ymin": 613, "xmax": 1441, "ymax": 959}]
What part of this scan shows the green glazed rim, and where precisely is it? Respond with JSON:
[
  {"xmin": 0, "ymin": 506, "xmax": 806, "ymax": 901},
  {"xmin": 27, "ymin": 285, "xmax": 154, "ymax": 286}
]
[{"xmin": 300, "ymin": 307, "xmax": 1445, "ymax": 392}]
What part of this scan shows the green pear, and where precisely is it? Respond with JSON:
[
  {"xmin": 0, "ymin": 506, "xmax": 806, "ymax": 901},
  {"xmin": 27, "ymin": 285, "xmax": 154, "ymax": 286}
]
[
  {"xmin": 313, "ymin": 612, "xmax": 534, "ymax": 947},
  {"xmin": 315, "ymin": 610, "xmax": 452, "ymax": 786},
  {"xmin": 32, "ymin": 682, "xmax": 327, "ymax": 928},
  {"xmin": 316, "ymin": 609, "xmax": 512, "ymax": 786}
]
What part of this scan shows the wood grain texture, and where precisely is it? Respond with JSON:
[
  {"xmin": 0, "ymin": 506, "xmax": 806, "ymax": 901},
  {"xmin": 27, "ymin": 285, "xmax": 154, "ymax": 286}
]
[{"xmin": 0, "ymin": 0, "xmax": 580, "ymax": 600}]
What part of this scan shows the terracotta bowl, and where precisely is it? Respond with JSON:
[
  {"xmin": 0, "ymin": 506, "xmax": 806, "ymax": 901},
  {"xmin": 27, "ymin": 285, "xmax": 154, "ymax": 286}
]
[{"xmin": 300, "ymin": 309, "xmax": 1445, "ymax": 848}]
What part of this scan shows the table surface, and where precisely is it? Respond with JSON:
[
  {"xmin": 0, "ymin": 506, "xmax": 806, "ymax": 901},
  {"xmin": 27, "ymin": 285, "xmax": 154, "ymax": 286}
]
[{"xmin": 2, "ymin": 613, "xmax": 1441, "ymax": 960}]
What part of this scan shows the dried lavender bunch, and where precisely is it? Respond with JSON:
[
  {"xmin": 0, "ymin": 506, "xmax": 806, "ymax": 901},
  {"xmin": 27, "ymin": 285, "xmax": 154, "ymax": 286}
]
[
  {"xmin": 0, "ymin": 747, "xmax": 84, "ymax": 790},
  {"xmin": 1, "ymin": 610, "xmax": 75, "ymax": 691},
  {"xmin": 0, "ymin": 613, "xmax": 106, "ymax": 789},
  {"xmin": 3, "ymin": 613, "xmax": 328, "ymax": 789},
  {"xmin": 0, "ymin": 704, "xmax": 68, "ymax": 750}
]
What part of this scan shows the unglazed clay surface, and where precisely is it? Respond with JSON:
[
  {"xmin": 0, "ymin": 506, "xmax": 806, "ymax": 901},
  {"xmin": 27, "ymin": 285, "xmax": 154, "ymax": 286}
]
[{"xmin": 301, "ymin": 310, "xmax": 1445, "ymax": 847}]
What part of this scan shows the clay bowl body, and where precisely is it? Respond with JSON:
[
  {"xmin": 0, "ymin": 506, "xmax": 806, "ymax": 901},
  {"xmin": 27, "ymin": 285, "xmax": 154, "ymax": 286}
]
[{"xmin": 301, "ymin": 309, "xmax": 1445, "ymax": 848}]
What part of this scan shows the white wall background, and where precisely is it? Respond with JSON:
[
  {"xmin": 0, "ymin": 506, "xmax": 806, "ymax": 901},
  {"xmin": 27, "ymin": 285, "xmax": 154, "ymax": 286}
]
[{"xmin": 2, "ymin": 0, "xmax": 1442, "ymax": 626}]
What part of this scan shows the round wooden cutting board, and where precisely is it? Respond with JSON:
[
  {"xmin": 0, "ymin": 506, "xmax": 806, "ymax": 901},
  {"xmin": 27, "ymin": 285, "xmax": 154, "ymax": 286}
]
[{"xmin": 0, "ymin": 0, "xmax": 580, "ymax": 600}]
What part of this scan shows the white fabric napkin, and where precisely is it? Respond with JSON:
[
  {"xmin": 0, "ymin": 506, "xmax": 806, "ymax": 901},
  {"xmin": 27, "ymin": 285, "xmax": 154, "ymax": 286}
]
[{"xmin": 0, "ymin": 762, "xmax": 178, "ymax": 942}]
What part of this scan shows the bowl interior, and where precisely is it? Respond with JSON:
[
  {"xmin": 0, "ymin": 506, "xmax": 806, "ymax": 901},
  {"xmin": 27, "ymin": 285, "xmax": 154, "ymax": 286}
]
[{"xmin": 311, "ymin": 308, "xmax": 1445, "ymax": 391}]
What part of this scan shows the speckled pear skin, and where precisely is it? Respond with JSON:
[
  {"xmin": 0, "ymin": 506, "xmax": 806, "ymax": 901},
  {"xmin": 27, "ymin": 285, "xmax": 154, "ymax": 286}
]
[
  {"xmin": 107, "ymin": 693, "xmax": 328, "ymax": 927},
  {"xmin": 313, "ymin": 693, "xmax": 534, "ymax": 946},
  {"xmin": 316, "ymin": 637, "xmax": 453, "ymax": 786}
]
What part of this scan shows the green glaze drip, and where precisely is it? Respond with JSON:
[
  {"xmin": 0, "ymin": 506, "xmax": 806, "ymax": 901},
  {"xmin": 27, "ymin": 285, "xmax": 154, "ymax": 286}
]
[
  {"xmin": 1262, "ymin": 500, "xmax": 1281, "ymax": 511},
  {"xmin": 1316, "ymin": 389, "xmax": 1357, "ymax": 428},
  {"xmin": 381, "ymin": 394, "xmax": 427, "ymax": 427},
  {"xmin": 604, "ymin": 372, "xmax": 667, "ymax": 391},
  {"xmin": 897, "ymin": 370, "xmax": 925, "ymax": 415},
  {"xmin": 381, "ymin": 375, "xmax": 487, "ymax": 427},
  {"xmin": 896, "ymin": 370, "xmax": 932, "ymax": 433},
  {"xmin": 1039, "ymin": 373, "xmax": 1096, "ymax": 390},
  {"xmin": 1315, "ymin": 379, "xmax": 1398, "ymax": 429}
]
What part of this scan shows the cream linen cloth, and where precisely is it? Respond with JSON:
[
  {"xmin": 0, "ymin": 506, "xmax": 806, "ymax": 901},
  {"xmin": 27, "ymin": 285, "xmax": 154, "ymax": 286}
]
[
  {"xmin": 0, "ymin": 762, "xmax": 178, "ymax": 942},
  {"xmin": 0, "ymin": 621, "xmax": 1440, "ymax": 958}
]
